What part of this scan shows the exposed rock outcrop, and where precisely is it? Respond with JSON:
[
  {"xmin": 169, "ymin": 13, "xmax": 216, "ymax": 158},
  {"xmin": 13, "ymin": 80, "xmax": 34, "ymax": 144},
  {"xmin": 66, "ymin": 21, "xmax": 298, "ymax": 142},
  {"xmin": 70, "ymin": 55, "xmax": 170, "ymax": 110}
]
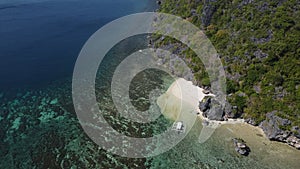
[
  {"xmin": 259, "ymin": 111, "xmax": 291, "ymax": 141},
  {"xmin": 245, "ymin": 118, "xmax": 257, "ymax": 126},
  {"xmin": 199, "ymin": 97, "xmax": 211, "ymax": 113},
  {"xmin": 199, "ymin": 97, "xmax": 225, "ymax": 121},
  {"xmin": 199, "ymin": 96, "xmax": 236, "ymax": 121},
  {"xmin": 292, "ymin": 126, "xmax": 300, "ymax": 138},
  {"xmin": 232, "ymin": 138, "xmax": 251, "ymax": 156},
  {"xmin": 206, "ymin": 103, "xmax": 224, "ymax": 121},
  {"xmin": 201, "ymin": 0, "xmax": 217, "ymax": 27},
  {"xmin": 287, "ymin": 136, "xmax": 300, "ymax": 150},
  {"xmin": 253, "ymin": 49, "xmax": 268, "ymax": 59},
  {"xmin": 259, "ymin": 111, "xmax": 300, "ymax": 149},
  {"xmin": 224, "ymin": 101, "xmax": 234, "ymax": 118}
]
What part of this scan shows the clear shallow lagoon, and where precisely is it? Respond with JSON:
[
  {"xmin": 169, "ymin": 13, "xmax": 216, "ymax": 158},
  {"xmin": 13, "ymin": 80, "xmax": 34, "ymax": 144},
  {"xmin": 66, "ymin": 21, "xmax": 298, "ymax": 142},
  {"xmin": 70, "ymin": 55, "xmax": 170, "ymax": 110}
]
[{"xmin": 0, "ymin": 0, "xmax": 299, "ymax": 168}]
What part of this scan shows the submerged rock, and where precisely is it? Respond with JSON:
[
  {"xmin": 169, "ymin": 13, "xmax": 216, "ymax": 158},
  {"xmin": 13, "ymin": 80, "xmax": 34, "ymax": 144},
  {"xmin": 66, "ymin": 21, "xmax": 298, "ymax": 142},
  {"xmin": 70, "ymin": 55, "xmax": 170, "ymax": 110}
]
[
  {"xmin": 202, "ymin": 120, "xmax": 209, "ymax": 126},
  {"xmin": 232, "ymin": 138, "xmax": 251, "ymax": 156},
  {"xmin": 50, "ymin": 98, "xmax": 58, "ymax": 105}
]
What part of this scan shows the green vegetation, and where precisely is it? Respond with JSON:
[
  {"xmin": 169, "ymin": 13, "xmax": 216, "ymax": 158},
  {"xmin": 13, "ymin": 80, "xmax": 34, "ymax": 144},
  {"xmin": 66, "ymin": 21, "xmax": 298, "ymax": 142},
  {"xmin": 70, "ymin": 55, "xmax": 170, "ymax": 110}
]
[{"xmin": 158, "ymin": 0, "xmax": 300, "ymax": 127}]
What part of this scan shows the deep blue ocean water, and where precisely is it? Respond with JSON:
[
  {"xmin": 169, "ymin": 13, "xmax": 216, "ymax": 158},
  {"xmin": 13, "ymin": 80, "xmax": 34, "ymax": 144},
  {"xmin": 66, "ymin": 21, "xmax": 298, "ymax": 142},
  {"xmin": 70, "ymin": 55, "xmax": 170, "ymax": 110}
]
[{"xmin": 0, "ymin": 0, "xmax": 156, "ymax": 90}]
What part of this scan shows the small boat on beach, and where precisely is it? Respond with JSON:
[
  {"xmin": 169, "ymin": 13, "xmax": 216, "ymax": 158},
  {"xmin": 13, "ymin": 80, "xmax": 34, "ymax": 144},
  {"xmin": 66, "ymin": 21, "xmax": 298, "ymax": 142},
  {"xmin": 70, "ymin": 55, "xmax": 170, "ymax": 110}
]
[{"xmin": 172, "ymin": 121, "xmax": 186, "ymax": 133}]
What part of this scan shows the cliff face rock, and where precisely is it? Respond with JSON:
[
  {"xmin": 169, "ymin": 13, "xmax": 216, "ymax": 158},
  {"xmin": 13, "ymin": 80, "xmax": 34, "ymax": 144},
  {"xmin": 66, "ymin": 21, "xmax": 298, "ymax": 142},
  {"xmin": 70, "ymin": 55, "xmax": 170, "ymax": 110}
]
[
  {"xmin": 224, "ymin": 101, "xmax": 234, "ymax": 118},
  {"xmin": 201, "ymin": 0, "xmax": 217, "ymax": 27},
  {"xmin": 153, "ymin": 46, "xmax": 194, "ymax": 82},
  {"xmin": 199, "ymin": 97, "xmax": 211, "ymax": 113},
  {"xmin": 292, "ymin": 126, "xmax": 300, "ymax": 138},
  {"xmin": 253, "ymin": 49, "xmax": 268, "ymax": 60},
  {"xmin": 287, "ymin": 136, "xmax": 300, "ymax": 150},
  {"xmin": 250, "ymin": 30, "xmax": 273, "ymax": 44},
  {"xmin": 199, "ymin": 97, "xmax": 235, "ymax": 121},
  {"xmin": 259, "ymin": 111, "xmax": 300, "ymax": 149},
  {"xmin": 238, "ymin": 0, "xmax": 254, "ymax": 7},
  {"xmin": 259, "ymin": 111, "xmax": 291, "ymax": 141},
  {"xmin": 199, "ymin": 97, "xmax": 226, "ymax": 121},
  {"xmin": 206, "ymin": 103, "xmax": 224, "ymax": 121}
]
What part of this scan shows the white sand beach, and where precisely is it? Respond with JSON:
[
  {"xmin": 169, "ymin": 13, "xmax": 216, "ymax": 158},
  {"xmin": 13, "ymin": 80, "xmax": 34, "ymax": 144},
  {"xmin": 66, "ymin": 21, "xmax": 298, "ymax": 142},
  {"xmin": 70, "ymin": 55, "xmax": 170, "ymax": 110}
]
[
  {"xmin": 157, "ymin": 78, "xmax": 244, "ymax": 125},
  {"xmin": 157, "ymin": 78, "xmax": 211, "ymax": 120}
]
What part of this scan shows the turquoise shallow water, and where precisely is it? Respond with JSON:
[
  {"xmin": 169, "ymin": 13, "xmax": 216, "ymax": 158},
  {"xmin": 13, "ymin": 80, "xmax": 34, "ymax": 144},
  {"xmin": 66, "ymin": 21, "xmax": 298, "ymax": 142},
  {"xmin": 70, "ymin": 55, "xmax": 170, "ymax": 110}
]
[
  {"xmin": 149, "ymin": 119, "xmax": 300, "ymax": 169},
  {"xmin": 1, "ymin": 51, "xmax": 300, "ymax": 168},
  {"xmin": 0, "ymin": 34, "xmax": 160, "ymax": 168},
  {"xmin": 2, "ymin": 70, "xmax": 300, "ymax": 168}
]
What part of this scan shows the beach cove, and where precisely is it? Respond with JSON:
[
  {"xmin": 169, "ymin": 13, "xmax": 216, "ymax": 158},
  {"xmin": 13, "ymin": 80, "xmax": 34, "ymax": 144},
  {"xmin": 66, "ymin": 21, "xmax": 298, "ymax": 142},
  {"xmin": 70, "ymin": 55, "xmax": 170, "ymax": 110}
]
[{"xmin": 152, "ymin": 78, "xmax": 300, "ymax": 169}]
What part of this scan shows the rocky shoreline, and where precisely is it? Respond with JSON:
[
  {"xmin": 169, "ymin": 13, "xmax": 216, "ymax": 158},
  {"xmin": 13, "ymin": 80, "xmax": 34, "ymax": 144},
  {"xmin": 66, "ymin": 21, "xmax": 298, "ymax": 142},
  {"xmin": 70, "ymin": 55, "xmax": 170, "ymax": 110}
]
[
  {"xmin": 198, "ymin": 95, "xmax": 300, "ymax": 150},
  {"xmin": 259, "ymin": 111, "xmax": 300, "ymax": 149},
  {"xmin": 149, "ymin": 31, "xmax": 300, "ymax": 151}
]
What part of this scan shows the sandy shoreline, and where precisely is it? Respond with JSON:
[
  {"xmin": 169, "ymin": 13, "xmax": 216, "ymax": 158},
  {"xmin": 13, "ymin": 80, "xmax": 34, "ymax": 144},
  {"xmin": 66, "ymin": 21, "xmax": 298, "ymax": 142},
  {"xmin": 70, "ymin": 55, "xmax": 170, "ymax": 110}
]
[
  {"xmin": 157, "ymin": 78, "xmax": 300, "ymax": 155},
  {"xmin": 158, "ymin": 78, "xmax": 246, "ymax": 126}
]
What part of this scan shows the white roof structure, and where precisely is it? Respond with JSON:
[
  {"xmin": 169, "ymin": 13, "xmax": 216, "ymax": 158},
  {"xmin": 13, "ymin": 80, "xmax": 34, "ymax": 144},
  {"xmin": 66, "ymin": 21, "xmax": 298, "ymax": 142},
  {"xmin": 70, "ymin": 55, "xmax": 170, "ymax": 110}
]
[
  {"xmin": 172, "ymin": 121, "xmax": 185, "ymax": 133},
  {"xmin": 176, "ymin": 121, "xmax": 183, "ymax": 130}
]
